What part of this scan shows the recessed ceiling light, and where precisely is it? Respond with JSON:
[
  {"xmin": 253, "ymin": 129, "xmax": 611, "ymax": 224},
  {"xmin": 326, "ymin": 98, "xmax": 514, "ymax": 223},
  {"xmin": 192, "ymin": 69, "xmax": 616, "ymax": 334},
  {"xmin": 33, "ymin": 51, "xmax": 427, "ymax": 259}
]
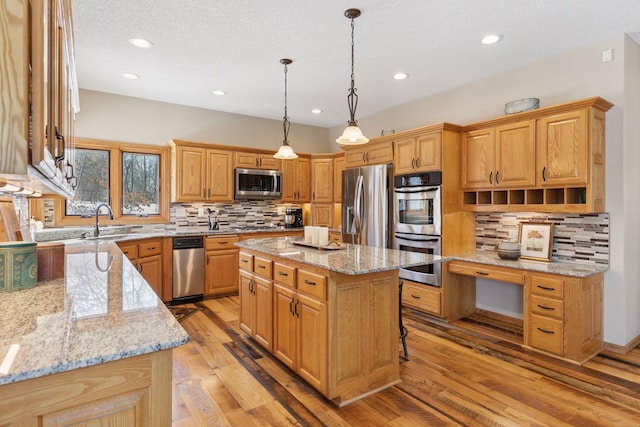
[
  {"xmin": 212, "ymin": 90, "xmax": 226, "ymax": 96},
  {"xmin": 122, "ymin": 72, "xmax": 139, "ymax": 79},
  {"xmin": 393, "ymin": 73, "xmax": 409, "ymax": 80},
  {"xmin": 311, "ymin": 109, "xmax": 323, "ymax": 114},
  {"xmin": 128, "ymin": 37, "xmax": 153, "ymax": 48},
  {"xmin": 481, "ymin": 34, "xmax": 503, "ymax": 45}
]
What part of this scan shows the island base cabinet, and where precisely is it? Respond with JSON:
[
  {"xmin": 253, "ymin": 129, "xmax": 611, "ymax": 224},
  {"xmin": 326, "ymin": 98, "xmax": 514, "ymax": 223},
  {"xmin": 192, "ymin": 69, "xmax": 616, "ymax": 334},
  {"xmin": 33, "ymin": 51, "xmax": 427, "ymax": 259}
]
[
  {"xmin": 0, "ymin": 350, "xmax": 172, "ymax": 426},
  {"xmin": 239, "ymin": 270, "xmax": 273, "ymax": 351},
  {"xmin": 328, "ymin": 271, "xmax": 400, "ymax": 406},
  {"xmin": 273, "ymin": 284, "xmax": 327, "ymax": 394}
]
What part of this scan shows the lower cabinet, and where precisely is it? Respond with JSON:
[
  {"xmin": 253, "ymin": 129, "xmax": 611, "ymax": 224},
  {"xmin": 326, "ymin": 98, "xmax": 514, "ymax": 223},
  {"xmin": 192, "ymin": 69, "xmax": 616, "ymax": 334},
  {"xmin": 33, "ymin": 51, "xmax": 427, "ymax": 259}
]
[
  {"xmin": 117, "ymin": 238, "xmax": 163, "ymax": 299},
  {"xmin": 239, "ymin": 250, "xmax": 399, "ymax": 405},
  {"xmin": 239, "ymin": 255, "xmax": 273, "ymax": 351},
  {"xmin": 0, "ymin": 350, "xmax": 172, "ymax": 426},
  {"xmin": 204, "ymin": 235, "xmax": 239, "ymax": 297},
  {"xmin": 273, "ymin": 264, "xmax": 327, "ymax": 394},
  {"xmin": 401, "ymin": 279, "xmax": 441, "ymax": 316}
]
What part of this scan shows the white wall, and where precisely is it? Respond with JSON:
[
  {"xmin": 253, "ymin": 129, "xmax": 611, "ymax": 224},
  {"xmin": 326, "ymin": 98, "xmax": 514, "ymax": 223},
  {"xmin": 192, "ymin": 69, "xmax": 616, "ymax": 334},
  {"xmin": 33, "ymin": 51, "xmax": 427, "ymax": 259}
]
[
  {"xmin": 331, "ymin": 33, "xmax": 637, "ymax": 347},
  {"xmin": 75, "ymin": 90, "xmax": 332, "ymax": 153}
]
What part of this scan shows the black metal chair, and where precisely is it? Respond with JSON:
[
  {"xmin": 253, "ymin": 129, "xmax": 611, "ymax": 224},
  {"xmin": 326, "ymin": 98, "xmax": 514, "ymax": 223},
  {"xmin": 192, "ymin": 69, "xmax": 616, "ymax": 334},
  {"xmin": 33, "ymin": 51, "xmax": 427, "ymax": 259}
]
[{"xmin": 399, "ymin": 279, "xmax": 408, "ymax": 359}]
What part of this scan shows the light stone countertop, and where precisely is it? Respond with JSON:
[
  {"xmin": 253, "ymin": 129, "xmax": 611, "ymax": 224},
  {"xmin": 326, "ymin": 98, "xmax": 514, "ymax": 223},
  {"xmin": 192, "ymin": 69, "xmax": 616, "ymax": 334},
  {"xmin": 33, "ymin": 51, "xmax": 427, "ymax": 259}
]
[
  {"xmin": 0, "ymin": 240, "xmax": 189, "ymax": 386},
  {"xmin": 235, "ymin": 237, "xmax": 444, "ymax": 275},
  {"xmin": 450, "ymin": 250, "xmax": 608, "ymax": 277}
]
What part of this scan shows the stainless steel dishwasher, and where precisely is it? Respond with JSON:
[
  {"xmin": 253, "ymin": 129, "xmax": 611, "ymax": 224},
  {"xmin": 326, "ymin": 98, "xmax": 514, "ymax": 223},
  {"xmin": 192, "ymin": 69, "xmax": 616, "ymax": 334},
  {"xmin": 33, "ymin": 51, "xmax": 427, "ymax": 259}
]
[{"xmin": 172, "ymin": 236, "xmax": 205, "ymax": 304}]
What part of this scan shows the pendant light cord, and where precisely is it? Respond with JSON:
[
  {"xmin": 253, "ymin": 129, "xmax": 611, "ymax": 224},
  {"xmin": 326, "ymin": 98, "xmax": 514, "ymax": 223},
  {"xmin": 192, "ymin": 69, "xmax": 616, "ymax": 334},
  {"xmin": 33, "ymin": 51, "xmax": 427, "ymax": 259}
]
[
  {"xmin": 282, "ymin": 60, "xmax": 291, "ymax": 144},
  {"xmin": 347, "ymin": 15, "xmax": 359, "ymax": 126}
]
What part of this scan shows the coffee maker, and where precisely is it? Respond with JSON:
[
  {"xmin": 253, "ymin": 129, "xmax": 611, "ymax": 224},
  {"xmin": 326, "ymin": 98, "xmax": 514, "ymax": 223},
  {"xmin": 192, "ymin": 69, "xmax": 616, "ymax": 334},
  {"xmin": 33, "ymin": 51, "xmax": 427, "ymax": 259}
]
[{"xmin": 284, "ymin": 208, "xmax": 303, "ymax": 228}]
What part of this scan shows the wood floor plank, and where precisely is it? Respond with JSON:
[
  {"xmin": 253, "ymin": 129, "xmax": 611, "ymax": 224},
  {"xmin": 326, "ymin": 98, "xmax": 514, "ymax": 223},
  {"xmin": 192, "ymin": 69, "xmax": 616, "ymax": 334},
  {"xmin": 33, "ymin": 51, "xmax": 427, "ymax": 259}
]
[{"xmin": 170, "ymin": 297, "xmax": 640, "ymax": 426}]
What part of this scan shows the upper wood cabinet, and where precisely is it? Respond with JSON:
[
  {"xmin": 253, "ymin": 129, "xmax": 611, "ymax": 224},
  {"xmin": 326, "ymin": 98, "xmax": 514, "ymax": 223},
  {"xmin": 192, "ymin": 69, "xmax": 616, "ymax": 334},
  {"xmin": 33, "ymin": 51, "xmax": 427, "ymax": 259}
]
[
  {"xmin": 343, "ymin": 141, "xmax": 393, "ymax": 168},
  {"xmin": 311, "ymin": 157, "xmax": 334, "ymax": 203},
  {"xmin": 462, "ymin": 120, "xmax": 536, "ymax": 189},
  {"xmin": 281, "ymin": 156, "xmax": 311, "ymax": 202},
  {"xmin": 394, "ymin": 132, "xmax": 442, "ymax": 174},
  {"xmin": 1, "ymin": 0, "xmax": 79, "ymax": 197},
  {"xmin": 461, "ymin": 97, "xmax": 612, "ymax": 213},
  {"xmin": 169, "ymin": 141, "xmax": 233, "ymax": 202},
  {"xmin": 235, "ymin": 151, "xmax": 281, "ymax": 170}
]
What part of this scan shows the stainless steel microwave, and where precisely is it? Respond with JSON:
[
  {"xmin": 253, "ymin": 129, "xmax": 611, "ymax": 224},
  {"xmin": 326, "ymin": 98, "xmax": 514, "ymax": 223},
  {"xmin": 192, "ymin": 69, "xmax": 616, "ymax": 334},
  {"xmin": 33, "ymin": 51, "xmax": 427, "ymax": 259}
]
[{"xmin": 234, "ymin": 168, "xmax": 282, "ymax": 199}]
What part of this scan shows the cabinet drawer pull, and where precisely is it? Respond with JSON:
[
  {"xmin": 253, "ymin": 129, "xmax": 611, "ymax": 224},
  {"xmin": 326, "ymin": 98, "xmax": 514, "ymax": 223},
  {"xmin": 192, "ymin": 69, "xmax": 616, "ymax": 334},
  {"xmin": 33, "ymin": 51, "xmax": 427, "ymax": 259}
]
[
  {"xmin": 410, "ymin": 294, "xmax": 421, "ymax": 299},
  {"xmin": 218, "ymin": 241, "xmax": 228, "ymax": 245},
  {"xmin": 257, "ymin": 265, "xmax": 266, "ymax": 269},
  {"xmin": 241, "ymin": 259, "xmax": 248, "ymax": 263},
  {"xmin": 537, "ymin": 304, "xmax": 555, "ymax": 311},
  {"xmin": 147, "ymin": 246, "xmax": 156, "ymax": 250},
  {"xmin": 536, "ymin": 327, "xmax": 555, "ymax": 335},
  {"xmin": 537, "ymin": 285, "xmax": 556, "ymax": 291},
  {"xmin": 476, "ymin": 271, "xmax": 489, "ymax": 276},
  {"xmin": 304, "ymin": 279, "xmax": 316, "ymax": 286},
  {"xmin": 278, "ymin": 271, "xmax": 289, "ymax": 277}
]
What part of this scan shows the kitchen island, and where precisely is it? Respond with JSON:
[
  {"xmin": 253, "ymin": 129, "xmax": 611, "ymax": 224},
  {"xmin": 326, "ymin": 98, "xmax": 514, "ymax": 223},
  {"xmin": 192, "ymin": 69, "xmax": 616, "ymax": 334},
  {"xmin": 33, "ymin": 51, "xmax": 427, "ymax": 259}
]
[
  {"xmin": 0, "ymin": 240, "xmax": 188, "ymax": 426},
  {"xmin": 235, "ymin": 237, "xmax": 442, "ymax": 406}
]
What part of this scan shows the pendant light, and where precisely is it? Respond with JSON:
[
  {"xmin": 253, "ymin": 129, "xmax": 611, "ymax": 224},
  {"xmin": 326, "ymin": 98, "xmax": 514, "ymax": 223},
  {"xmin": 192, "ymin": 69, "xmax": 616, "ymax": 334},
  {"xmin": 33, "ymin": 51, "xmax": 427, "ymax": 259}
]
[
  {"xmin": 274, "ymin": 58, "xmax": 298, "ymax": 159},
  {"xmin": 336, "ymin": 8, "xmax": 369, "ymax": 145}
]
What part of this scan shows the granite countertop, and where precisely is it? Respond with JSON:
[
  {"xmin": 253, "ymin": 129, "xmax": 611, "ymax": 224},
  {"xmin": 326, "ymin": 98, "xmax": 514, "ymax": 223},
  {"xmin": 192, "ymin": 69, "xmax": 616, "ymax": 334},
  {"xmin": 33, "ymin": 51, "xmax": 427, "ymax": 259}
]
[
  {"xmin": 0, "ymin": 240, "xmax": 189, "ymax": 386},
  {"xmin": 450, "ymin": 250, "xmax": 608, "ymax": 277},
  {"xmin": 236, "ymin": 237, "xmax": 444, "ymax": 275}
]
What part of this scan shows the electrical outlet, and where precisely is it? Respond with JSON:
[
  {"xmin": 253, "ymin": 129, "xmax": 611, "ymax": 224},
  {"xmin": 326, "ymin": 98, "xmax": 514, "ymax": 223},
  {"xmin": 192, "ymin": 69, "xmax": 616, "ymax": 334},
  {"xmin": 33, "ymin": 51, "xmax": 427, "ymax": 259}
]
[{"xmin": 602, "ymin": 49, "xmax": 614, "ymax": 63}]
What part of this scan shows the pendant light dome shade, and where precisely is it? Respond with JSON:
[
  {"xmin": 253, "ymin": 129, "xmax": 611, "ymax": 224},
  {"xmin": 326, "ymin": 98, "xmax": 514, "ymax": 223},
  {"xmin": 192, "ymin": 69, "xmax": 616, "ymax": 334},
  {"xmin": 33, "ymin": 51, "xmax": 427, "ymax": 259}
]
[
  {"xmin": 336, "ymin": 8, "xmax": 369, "ymax": 146},
  {"xmin": 274, "ymin": 58, "xmax": 298, "ymax": 159}
]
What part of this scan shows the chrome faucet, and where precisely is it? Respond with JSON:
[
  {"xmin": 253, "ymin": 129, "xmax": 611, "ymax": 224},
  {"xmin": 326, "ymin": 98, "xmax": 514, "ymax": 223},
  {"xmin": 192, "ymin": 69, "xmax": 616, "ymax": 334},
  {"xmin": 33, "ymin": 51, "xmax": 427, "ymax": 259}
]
[{"xmin": 94, "ymin": 203, "xmax": 114, "ymax": 237}]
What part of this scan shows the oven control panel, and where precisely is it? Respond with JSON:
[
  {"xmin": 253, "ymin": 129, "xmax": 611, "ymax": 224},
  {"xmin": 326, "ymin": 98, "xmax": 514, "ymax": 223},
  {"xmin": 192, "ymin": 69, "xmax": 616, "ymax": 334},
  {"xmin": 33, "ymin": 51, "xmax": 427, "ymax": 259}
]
[{"xmin": 394, "ymin": 171, "xmax": 442, "ymax": 188}]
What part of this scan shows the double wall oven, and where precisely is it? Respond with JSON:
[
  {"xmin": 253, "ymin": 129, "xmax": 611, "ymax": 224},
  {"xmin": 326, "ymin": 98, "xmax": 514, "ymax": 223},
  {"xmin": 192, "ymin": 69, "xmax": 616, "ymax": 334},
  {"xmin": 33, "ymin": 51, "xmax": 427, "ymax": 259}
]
[{"xmin": 394, "ymin": 171, "xmax": 442, "ymax": 287}]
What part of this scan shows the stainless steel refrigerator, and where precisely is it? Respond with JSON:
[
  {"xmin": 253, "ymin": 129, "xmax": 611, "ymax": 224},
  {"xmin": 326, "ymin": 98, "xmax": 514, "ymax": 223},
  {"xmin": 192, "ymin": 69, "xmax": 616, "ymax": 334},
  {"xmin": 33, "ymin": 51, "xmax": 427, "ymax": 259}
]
[{"xmin": 342, "ymin": 163, "xmax": 393, "ymax": 248}]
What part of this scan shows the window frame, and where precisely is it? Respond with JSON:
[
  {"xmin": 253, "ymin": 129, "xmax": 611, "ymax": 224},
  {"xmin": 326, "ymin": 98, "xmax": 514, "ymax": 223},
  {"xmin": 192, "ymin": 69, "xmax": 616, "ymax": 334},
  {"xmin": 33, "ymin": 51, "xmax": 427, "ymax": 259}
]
[{"xmin": 54, "ymin": 138, "xmax": 170, "ymax": 226}]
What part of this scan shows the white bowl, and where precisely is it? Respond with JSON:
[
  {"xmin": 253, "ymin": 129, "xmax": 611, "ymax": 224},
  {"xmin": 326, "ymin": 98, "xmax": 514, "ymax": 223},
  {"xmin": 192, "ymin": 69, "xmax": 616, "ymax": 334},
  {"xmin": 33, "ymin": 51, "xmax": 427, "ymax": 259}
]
[{"xmin": 498, "ymin": 241, "xmax": 521, "ymax": 251}]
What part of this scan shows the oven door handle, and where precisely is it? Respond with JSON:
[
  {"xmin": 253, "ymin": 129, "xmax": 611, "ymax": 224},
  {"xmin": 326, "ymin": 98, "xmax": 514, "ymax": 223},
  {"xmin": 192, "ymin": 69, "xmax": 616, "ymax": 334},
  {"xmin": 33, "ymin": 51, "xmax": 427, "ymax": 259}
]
[
  {"xmin": 395, "ymin": 235, "xmax": 440, "ymax": 243},
  {"xmin": 394, "ymin": 186, "xmax": 440, "ymax": 194}
]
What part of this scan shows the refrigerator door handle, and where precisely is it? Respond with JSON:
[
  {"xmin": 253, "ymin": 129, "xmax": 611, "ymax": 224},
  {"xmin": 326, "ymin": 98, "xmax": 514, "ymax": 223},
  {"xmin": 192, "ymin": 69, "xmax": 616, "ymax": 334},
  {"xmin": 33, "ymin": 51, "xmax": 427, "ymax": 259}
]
[{"xmin": 353, "ymin": 175, "xmax": 363, "ymax": 243}]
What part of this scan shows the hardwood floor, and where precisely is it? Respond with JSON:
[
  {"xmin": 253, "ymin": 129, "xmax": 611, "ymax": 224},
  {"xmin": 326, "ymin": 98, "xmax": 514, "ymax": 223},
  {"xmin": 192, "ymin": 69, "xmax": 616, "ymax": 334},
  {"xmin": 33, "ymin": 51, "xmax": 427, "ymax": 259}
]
[{"xmin": 171, "ymin": 297, "xmax": 640, "ymax": 426}]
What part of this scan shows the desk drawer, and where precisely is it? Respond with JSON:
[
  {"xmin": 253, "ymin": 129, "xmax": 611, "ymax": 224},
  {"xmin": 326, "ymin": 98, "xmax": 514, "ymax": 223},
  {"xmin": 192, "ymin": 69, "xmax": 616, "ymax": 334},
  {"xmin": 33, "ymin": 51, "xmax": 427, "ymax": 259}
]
[
  {"xmin": 530, "ymin": 295, "xmax": 563, "ymax": 320},
  {"xmin": 205, "ymin": 235, "xmax": 239, "ymax": 250},
  {"xmin": 253, "ymin": 256, "xmax": 273, "ymax": 279},
  {"xmin": 297, "ymin": 269, "xmax": 326, "ymax": 300},
  {"xmin": 448, "ymin": 260, "xmax": 524, "ymax": 284},
  {"xmin": 402, "ymin": 282, "xmax": 441, "ymax": 316},
  {"xmin": 273, "ymin": 262, "xmax": 296, "ymax": 288},
  {"xmin": 530, "ymin": 314, "xmax": 563, "ymax": 356},
  {"xmin": 529, "ymin": 274, "xmax": 564, "ymax": 299}
]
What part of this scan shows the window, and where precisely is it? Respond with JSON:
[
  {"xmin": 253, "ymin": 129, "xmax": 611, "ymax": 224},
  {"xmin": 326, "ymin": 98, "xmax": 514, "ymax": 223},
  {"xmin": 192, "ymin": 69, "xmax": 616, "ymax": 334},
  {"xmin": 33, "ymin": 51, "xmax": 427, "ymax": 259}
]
[{"xmin": 55, "ymin": 138, "xmax": 169, "ymax": 225}]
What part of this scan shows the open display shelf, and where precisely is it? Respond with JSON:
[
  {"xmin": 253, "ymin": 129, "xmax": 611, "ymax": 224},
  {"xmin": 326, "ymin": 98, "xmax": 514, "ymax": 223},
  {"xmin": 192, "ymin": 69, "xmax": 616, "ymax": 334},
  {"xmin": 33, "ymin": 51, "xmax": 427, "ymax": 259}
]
[{"xmin": 463, "ymin": 186, "xmax": 589, "ymax": 212}]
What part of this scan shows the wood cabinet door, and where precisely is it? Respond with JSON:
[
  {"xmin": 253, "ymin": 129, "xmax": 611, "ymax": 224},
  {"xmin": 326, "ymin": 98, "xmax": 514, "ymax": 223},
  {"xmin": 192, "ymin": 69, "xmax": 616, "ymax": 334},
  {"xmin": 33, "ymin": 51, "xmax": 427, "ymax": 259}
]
[
  {"xmin": 311, "ymin": 204, "xmax": 333, "ymax": 227},
  {"xmin": 297, "ymin": 293, "xmax": 327, "ymax": 394},
  {"xmin": 366, "ymin": 142, "xmax": 394, "ymax": 165},
  {"xmin": 333, "ymin": 155, "xmax": 344, "ymax": 202},
  {"xmin": 312, "ymin": 158, "xmax": 334, "ymax": 202},
  {"xmin": 416, "ymin": 132, "xmax": 442, "ymax": 172},
  {"xmin": 253, "ymin": 275, "xmax": 273, "ymax": 351},
  {"xmin": 297, "ymin": 157, "xmax": 312, "ymax": 202},
  {"xmin": 344, "ymin": 147, "xmax": 366, "ymax": 168},
  {"xmin": 138, "ymin": 254, "xmax": 162, "ymax": 297},
  {"xmin": 258, "ymin": 155, "xmax": 280, "ymax": 170},
  {"xmin": 239, "ymin": 271, "xmax": 255, "ymax": 336},
  {"xmin": 273, "ymin": 284, "xmax": 297, "ymax": 370},
  {"xmin": 235, "ymin": 151, "xmax": 259, "ymax": 168},
  {"xmin": 176, "ymin": 145, "xmax": 206, "ymax": 201},
  {"xmin": 205, "ymin": 249, "xmax": 239, "ymax": 296},
  {"xmin": 206, "ymin": 149, "xmax": 233, "ymax": 201},
  {"xmin": 462, "ymin": 128, "xmax": 495, "ymax": 189},
  {"xmin": 495, "ymin": 120, "xmax": 536, "ymax": 188},
  {"xmin": 537, "ymin": 109, "xmax": 588, "ymax": 186},
  {"xmin": 393, "ymin": 137, "xmax": 417, "ymax": 174},
  {"xmin": 280, "ymin": 159, "xmax": 297, "ymax": 202}
]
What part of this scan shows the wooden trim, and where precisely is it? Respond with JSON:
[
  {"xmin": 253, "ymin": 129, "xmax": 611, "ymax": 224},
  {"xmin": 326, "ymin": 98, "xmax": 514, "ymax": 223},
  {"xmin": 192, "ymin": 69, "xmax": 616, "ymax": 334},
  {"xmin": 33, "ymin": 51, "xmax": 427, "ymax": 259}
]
[
  {"xmin": 604, "ymin": 335, "xmax": 640, "ymax": 355},
  {"xmin": 53, "ymin": 138, "xmax": 170, "ymax": 226}
]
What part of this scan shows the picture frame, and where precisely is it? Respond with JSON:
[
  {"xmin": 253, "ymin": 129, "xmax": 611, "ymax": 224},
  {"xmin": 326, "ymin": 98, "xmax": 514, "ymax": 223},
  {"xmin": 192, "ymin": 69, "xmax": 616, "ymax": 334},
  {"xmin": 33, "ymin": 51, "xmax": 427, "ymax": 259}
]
[{"xmin": 518, "ymin": 222, "xmax": 553, "ymax": 261}]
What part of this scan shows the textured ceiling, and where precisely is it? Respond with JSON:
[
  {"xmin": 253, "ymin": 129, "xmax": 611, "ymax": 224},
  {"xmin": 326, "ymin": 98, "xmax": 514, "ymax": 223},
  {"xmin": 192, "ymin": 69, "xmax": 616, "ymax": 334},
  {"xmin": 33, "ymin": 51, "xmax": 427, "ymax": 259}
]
[{"xmin": 73, "ymin": 0, "xmax": 640, "ymax": 128}]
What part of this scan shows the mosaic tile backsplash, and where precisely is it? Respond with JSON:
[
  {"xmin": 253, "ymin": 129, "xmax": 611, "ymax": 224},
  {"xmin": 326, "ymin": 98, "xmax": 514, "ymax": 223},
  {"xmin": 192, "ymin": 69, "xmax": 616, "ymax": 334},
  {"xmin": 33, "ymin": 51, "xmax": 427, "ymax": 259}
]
[{"xmin": 476, "ymin": 212, "xmax": 609, "ymax": 265}]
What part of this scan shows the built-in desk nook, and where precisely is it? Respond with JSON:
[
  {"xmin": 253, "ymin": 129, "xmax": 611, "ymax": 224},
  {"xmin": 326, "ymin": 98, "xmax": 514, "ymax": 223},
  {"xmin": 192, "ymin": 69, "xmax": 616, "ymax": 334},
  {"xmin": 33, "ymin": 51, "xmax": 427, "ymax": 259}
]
[{"xmin": 443, "ymin": 253, "xmax": 607, "ymax": 365}]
